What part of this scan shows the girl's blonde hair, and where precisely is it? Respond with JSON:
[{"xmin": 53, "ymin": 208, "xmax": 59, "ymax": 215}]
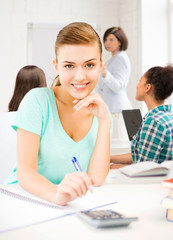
[{"xmin": 52, "ymin": 22, "xmax": 102, "ymax": 87}]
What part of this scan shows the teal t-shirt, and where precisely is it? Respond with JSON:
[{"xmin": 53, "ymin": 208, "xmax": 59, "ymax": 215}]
[{"xmin": 6, "ymin": 87, "xmax": 100, "ymax": 184}]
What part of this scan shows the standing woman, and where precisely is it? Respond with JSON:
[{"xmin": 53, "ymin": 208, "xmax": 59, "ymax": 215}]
[
  {"xmin": 98, "ymin": 27, "xmax": 132, "ymax": 139},
  {"xmin": 6, "ymin": 22, "xmax": 111, "ymax": 206},
  {"xmin": 111, "ymin": 65, "xmax": 173, "ymax": 167}
]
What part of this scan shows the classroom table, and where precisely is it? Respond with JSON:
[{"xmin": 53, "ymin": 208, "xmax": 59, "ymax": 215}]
[
  {"xmin": 0, "ymin": 171, "xmax": 172, "ymax": 240},
  {"xmin": 110, "ymin": 138, "xmax": 131, "ymax": 154}
]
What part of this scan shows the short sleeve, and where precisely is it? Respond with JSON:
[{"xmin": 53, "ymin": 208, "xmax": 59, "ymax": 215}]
[{"xmin": 12, "ymin": 89, "xmax": 44, "ymax": 137}]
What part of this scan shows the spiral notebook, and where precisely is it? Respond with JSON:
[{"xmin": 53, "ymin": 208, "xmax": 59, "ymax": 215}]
[
  {"xmin": 0, "ymin": 184, "xmax": 73, "ymax": 233},
  {"xmin": 0, "ymin": 184, "xmax": 117, "ymax": 233}
]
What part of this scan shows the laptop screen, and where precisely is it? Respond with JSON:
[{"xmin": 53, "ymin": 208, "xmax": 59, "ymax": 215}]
[{"xmin": 122, "ymin": 109, "xmax": 142, "ymax": 141}]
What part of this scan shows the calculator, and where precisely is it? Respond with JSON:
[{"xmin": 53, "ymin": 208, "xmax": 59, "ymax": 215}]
[{"xmin": 77, "ymin": 209, "xmax": 138, "ymax": 228}]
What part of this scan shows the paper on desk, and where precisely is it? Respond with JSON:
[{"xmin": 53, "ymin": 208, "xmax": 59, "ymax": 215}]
[
  {"xmin": 106, "ymin": 169, "xmax": 169, "ymax": 184},
  {"xmin": 0, "ymin": 184, "xmax": 117, "ymax": 233}
]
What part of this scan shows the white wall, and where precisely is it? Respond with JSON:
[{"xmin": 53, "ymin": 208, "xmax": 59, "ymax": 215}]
[
  {"xmin": 141, "ymin": 0, "xmax": 170, "ymax": 114},
  {"xmin": 141, "ymin": 0, "xmax": 169, "ymax": 72}
]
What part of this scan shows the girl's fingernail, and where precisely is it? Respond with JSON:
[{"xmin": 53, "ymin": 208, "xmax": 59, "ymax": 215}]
[
  {"xmin": 73, "ymin": 99, "xmax": 78, "ymax": 103},
  {"xmin": 73, "ymin": 105, "xmax": 79, "ymax": 110}
]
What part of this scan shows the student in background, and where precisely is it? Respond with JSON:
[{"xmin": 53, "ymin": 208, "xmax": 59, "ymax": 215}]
[
  {"xmin": 6, "ymin": 22, "xmax": 111, "ymax": 206},
  {"xmin": 111, "ymin": 65, "xmax": 173, "ymax": 168},
  {"xmin": 97, "ymin": 27, "xmax": 132, "ymax": 139},
  {"xmin": 8, "ymin": 65, "xmax": 47, "ymax": 111}
]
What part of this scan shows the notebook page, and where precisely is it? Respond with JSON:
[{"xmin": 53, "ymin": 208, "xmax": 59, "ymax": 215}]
[
  {"xmin": 0, "ymin": 186, "xmax": 73, "ymax": 233},
  {"xmin": 119, "ymin": 162, "xmax": 170, "ymax": 177},
  {"xmin": 0, "ymin": 184, "xmax": 117, "ymax": 233}
]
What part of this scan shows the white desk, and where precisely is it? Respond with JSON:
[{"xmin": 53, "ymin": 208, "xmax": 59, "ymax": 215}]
[
  {"xmin": 110, "ymin": 138, "xmax": 131, "ymax": 154},
  {"xmin": 0, "ymin": 175, "xmax": 172, "ymax": 240}
]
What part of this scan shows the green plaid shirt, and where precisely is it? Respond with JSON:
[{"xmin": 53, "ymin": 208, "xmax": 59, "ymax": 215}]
[{"xmin": 131, "ymin": 105, "xmax": 173, "ymax": 163}]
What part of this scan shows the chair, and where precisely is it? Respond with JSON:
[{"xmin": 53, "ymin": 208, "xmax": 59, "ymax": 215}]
[{"xmin": 0, "ymin": 112, "xmax": 17, "ymax": 183}]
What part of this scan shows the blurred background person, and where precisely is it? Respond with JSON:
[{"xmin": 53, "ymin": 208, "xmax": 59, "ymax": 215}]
[
  {"xmin": 8, "ymin": 65, "xmax": 47, "ymax": 112},
  {"xmin": 97, "ymin": 27, "xmax": 132, "ymax": 139}
]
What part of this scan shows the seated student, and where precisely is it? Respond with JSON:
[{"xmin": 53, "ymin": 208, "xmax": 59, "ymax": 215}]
[
  {"xmin": 6, "ymin": 22, "xmax": 112, "ymax": 206},
  {"xmin": 1, "ymin": 66, "xmax": 46, "ymax": 182},
  {"xmin": 8, "ymin": 65, "xmax": 47, "ymax": 111},
  {"xmin": 111, "ymin": 65, "xmax": 173, "ymax": 168}
]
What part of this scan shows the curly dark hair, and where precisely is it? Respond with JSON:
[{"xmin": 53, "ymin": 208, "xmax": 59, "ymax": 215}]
[{"xmin": 145, "ymin": 65, "xmax": 173, "ymax": 101}]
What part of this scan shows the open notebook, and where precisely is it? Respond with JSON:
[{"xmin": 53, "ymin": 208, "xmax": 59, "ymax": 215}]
[
  {"xmin": 119, "ymin": 161, "xmax": 173, "ymax": 177},
  {"xmin": 0, "ymin": 184, "xmax": 117, "ymax": 233}
]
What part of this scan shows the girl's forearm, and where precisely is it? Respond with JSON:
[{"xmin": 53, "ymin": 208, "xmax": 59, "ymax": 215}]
[
  {"xmin": 110, "ymin": 152, "xmax": 133, "ymax": 164},
  {"xmin": 17, "ymin": 166, "xmax": 57, "ymax": 203},
  {"xmin": 88, "ymin": 119, "xmax": 111, "ymax": 186}
]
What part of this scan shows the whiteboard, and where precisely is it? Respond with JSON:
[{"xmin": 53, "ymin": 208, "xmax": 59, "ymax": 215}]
[{"xmin": 27, "ymin": 22, "xmax": 100, "ymax": 87}]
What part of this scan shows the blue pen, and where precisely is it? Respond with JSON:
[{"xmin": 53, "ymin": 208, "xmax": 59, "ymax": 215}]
[
  {"xmin": 72, "ymin": 156, "xmax": 93, "ymax": 193},
  {"xmin": 72, "ymin": 157, "xmax": 82, "ymax": 172}
]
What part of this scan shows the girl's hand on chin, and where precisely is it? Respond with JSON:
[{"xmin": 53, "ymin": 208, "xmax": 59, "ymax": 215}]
[{"xmin": 73, "ymin": 94, "xmax": 110, "ymax": 121}]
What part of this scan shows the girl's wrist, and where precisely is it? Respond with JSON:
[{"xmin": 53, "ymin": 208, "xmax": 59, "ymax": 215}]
[
  {"xmin": 54, "ymin": 185, "xmax": 62, "ymax": 205},
  {"xmin": 98, "ymin": 116, "xmax": 111, "ymax": 126},
  {"xmin": 48, "ymin": 185, "xmax": 61, "ymax": 205}
]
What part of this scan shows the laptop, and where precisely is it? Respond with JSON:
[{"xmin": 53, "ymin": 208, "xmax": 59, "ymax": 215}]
[{"xmin": 122, "ymin": 109, "xmax": 142, "ymax": 141}]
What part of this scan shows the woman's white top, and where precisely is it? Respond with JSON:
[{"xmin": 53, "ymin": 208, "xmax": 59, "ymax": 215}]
[{"xmin": 98, "ymin": 50, "xmax": 132, "ymax": 113}]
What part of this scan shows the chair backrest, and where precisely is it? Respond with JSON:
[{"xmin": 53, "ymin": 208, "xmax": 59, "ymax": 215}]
[{"xmin": 0, "ymin": 112, "xmax": 17, "ymax": 183}]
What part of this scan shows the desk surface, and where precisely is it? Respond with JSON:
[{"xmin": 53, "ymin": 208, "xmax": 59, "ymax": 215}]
[
  {"xmin": 110, "ymin": 138, "xmax": 131, "ymax": 154},
  {"xmin": 0, "ymin": 178, "xmax": 172, "ymax": 240}
]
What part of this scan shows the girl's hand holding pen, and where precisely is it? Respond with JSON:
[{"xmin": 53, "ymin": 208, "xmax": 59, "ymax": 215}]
[
  {"xmin": 55, "ymin": 172, "xmax": 94, "ymax": 206},
  {"xmin": 73, "ymin": 93, "xmax": 110, "ymax": 122}
]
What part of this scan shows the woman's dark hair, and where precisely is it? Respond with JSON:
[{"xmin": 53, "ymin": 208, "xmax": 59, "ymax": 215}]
[
  {"xmin": 8, "ymin": 65, "xmax": 47, "ymax": 111},
  {"xmin": 145, "ymin": 65, "xmax": 173, "ymax": 101},
  {"xmin": 103, "ymin": 27, "xmax": 128, "ymax": 50}
]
